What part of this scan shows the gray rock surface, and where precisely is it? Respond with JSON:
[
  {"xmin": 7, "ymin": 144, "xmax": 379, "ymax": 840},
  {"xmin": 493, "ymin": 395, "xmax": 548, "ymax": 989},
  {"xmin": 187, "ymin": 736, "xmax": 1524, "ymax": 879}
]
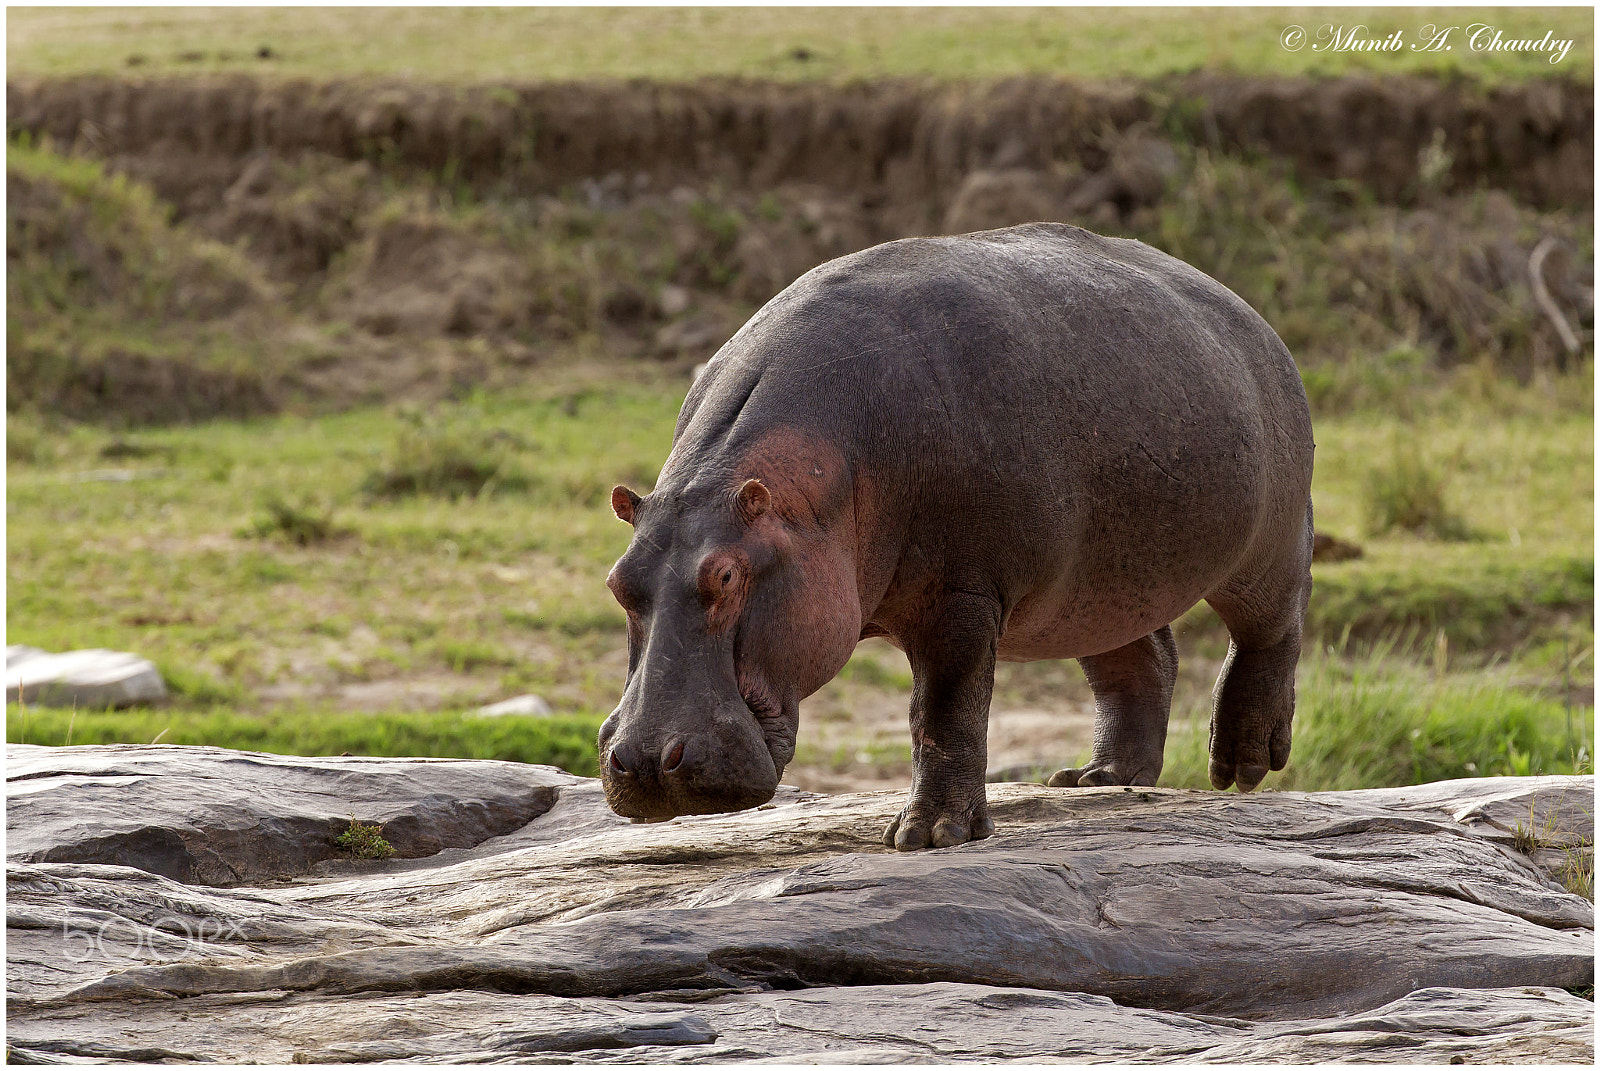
[
  {"xmin": 6, "ymin": 744, "xmax": 1593, "ymax": 1063},
  {"xmin": 6, "ymin": 745, "xmax": 570, "ymax": 884},
  {"xmin": 5, "ymin": 646, "xmax": 166, "ymax": 708}
]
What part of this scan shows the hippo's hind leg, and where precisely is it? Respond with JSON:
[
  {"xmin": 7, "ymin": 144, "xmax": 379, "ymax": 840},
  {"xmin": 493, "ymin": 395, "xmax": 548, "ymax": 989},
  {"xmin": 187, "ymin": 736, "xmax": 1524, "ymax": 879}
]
[
  {"xmin": 1204, "ymin": 505, "xmax": 1314, "ymax": 792},
  {"xmin": 1049, "ymin": 625, "xmax": 1178, "ymax": 788}
]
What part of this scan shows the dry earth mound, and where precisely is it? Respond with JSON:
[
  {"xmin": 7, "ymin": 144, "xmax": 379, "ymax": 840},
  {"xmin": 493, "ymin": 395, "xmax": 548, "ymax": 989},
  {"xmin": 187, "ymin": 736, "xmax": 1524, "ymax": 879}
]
[
  {"xmin": 7, "ymin": 73, "xmax": 1591, "ymax": 210},
  {"xmin": 6, "ymin": 73, "xmax": 1592, "ymax": 423}
]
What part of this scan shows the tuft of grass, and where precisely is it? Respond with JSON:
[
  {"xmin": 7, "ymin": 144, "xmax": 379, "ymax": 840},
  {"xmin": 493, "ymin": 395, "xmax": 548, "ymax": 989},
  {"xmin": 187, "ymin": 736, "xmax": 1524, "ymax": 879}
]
[
  {"xmin": 245, "ymin": 493, "xmax": 354, "ymax": 547},
  {"xmin": 361, "ymin": 410, "xmax": 534, "ymax": 500},
  {"xmin": 1509, "ymin": 792, "xmax": 1596, "ymax": 902},
  {"xmin": 1153, "ymin": 646, "xmax": 1594, "ymax": 794},
  {"xmin": 1362, "ymin": 438, "xmax": 1479, "ymax": 541},
  {"xmin": 436, "ymin": 639, "xmax": 517, "ymax": 673},
  {"xmin": 99, "ymin": 438, "xmax": 179, "ymax": 462},
  {"xmin": 1558, "ymin": 852, "xmax": 1595, "ymax": 902},
  {"xmin": 334, "ymin": 818, "xmax": 395, "ymax": 860}
]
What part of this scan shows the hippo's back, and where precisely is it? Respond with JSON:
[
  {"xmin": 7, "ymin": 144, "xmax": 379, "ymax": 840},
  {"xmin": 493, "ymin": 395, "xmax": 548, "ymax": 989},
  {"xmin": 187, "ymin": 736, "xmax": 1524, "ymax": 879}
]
[
  {"xmin": 714, "ymin": 224, "xmax": 1298, "ymax": 423},
  {"xmin": 713, "ymin": 222, "xmax": 1310, "ymax": 489}
]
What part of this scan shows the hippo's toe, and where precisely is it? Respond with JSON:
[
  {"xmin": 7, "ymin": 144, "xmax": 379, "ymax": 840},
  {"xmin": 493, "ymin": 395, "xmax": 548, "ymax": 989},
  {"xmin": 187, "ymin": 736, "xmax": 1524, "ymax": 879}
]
[
  {"xmin": 884, "ymin": 799, "xmax": 993, "ymax": 851},
  {"xmin": 1048, "ymin": 763, "xmax": 1158, "ymax": 788}
]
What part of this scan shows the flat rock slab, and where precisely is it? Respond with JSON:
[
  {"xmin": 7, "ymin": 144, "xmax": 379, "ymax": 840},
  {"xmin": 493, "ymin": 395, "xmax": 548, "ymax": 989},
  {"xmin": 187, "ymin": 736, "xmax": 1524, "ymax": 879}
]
[
  {"xmin": 5, "ymin": 745, "xmax": 1593, "ymax": 1063},
  {"xmin": 5, "ymin": 745, "xmax": 577, "ymax": 884}
]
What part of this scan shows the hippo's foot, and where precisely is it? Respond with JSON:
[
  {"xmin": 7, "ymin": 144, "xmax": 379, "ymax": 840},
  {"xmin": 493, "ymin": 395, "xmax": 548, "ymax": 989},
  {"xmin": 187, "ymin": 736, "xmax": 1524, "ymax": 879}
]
[
  {"xmin": 1208, "ymin": 723, "xmax": 1290, "ymax": 793},
  {"xmin": 883, "ymin": 795, "xmax": 994, "ymax": 851},
  {"xmin": 1058, "ymin": 627, "xmax": 1176, "ymax": 791},
  {"xmin": 1207, "ymin": 631, "xmax": 1299, "ymax": 792},
  {"xmin": 1046, "ymin": 764, "xmax": 1158, "ymax": 788},
  {"xmin": 1206, "ymin": 512, "xmax": 1311, "ymax": 793}
]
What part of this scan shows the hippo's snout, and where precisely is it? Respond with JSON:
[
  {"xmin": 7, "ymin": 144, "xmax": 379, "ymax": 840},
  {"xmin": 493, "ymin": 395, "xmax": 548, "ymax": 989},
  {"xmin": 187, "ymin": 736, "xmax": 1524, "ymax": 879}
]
[{"xmin": 599, "ymin": 705, "xmax": 780, "ymax": 821}]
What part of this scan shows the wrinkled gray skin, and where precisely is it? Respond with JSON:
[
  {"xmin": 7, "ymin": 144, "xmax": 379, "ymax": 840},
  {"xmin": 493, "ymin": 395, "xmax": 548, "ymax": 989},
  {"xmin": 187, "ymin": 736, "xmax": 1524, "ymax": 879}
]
[{"xmin": 602, "ymin": 223, "xmax": 1314, "ymax": 850}]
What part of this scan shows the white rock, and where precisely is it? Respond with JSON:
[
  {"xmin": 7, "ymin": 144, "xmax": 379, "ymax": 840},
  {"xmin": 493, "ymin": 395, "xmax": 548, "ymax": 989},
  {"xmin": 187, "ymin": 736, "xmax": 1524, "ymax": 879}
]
[
  {"xmin": 473, "ymin": 693, "xmax": 553, "ymax": 718},
  {"xmin": 658, "ymin": 284, "xmax": 691, "ymax": 317},
  {"xmin": 5, "ymin": 647, "xmax": 166, "ymax": 707}
]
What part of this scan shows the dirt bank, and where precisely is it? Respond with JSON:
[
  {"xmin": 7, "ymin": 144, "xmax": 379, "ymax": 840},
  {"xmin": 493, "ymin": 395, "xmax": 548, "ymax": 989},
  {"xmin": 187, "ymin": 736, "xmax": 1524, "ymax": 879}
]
[
  {"xmin": 8, "ymin": 72, "xmax": 1591, "ymax": 217},
  {"xmin": 7, "ymin": 73, "xmax": 1592, "ymax": 424}
]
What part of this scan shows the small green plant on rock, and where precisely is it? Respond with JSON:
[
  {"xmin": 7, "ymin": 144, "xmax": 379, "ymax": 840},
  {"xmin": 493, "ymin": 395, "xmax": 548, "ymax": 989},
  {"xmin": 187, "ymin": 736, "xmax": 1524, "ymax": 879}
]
[
  {"xmin": 1510, "ymin": 797, "xmax": 1594, "ymax": 902},
  {"xmin": 335, "ymin": 818, "xmax": 396, "ymax": 860},
  {"xmin": 1558, "ymin": 851, "xmax": 1594, "ymax": 901}
]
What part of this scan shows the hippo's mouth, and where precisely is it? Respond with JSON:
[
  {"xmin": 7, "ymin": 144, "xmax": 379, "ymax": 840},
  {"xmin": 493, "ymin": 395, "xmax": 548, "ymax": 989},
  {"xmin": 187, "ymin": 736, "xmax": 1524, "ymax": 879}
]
[{"xmin": 738, "ymin": 673, "xmax": 796, "ymax": 776}]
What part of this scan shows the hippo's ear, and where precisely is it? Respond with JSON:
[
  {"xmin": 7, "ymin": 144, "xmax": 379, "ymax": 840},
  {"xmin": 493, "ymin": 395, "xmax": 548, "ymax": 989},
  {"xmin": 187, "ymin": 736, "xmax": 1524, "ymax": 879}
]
[
  {"xmin": 611, "ymin": 485, "xmax": 642, "ymax": 525},
  {"xmin": 735, "ymin": 479, "xmax": 771, "ymax": 524}
]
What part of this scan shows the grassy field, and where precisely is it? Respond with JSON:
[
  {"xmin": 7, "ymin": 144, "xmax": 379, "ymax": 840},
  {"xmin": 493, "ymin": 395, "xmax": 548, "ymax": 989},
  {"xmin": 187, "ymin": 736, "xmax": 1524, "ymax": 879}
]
[
  {"xmin": 7, "ymin": 358, "xmax": 1592, "ymax": 788},
  {"xmin": 6, "ymin": 6, "xmax": 1592, "ymax": 83}
]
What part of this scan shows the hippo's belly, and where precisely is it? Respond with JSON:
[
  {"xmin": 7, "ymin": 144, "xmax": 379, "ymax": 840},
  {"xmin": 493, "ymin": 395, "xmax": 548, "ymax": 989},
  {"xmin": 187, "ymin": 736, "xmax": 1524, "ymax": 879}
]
[
  {"xmin": 997, "ymin": 572, "xmax": 1215, "ymax": 662},
  {"xmin": 991, "ymin": 442, "xmax": 1276, "ymax": 663}
]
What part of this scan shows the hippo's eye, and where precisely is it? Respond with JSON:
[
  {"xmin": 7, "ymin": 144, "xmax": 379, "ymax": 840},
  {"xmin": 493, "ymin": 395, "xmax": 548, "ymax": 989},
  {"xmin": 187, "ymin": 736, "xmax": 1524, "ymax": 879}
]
[{"xmin": 697, "ymin": 549, "xmax": 750, "ymax": 630}]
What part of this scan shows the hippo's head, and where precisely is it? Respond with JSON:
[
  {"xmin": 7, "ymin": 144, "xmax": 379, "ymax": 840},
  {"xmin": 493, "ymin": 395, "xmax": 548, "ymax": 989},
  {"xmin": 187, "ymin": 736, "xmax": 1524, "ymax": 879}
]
[{"xmin": 599, "ymin": 471, "xmax": 860, "ymax": 821}]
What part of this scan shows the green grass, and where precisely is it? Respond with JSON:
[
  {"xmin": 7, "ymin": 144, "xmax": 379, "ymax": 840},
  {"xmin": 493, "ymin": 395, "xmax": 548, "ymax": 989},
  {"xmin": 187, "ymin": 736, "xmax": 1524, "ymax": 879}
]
[
  {"xmin": 1294, "ymin": 395, "xmax": 1593, "ymax": 655},
  {"xmin": 7, "ymin": 7, "xmax": 1591, "ymax": 82},
  {"xmin": 6, "ymin": 363, "xmax": 1590, "ymax": 759},
  {"xmin": 6, "ymin": 705, "xmax": 608, "ymax": 777},
  {"xmin": 5, "ymin": 376, "xmax": 678, "ymax": 718},
  {"xmin": 1151, "ymin": 648, "xmax": 1594, "ymax": 792}
]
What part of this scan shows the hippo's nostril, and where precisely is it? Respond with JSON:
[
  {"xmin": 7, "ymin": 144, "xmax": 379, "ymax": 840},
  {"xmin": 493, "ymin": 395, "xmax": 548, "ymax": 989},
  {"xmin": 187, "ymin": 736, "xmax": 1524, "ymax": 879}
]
[
  {"xmin": 662, "ymin": 739, "xmax": 686, "ymax": 773},
  {"xmin": 609, "ymin": 740, "xmax": 643, "ymax": 777}
]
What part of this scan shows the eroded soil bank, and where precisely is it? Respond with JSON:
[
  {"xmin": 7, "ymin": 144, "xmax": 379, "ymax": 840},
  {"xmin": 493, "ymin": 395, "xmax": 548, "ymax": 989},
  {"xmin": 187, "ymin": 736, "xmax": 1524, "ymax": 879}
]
[
  {"xmin": 9, "ymin": 73, "xmax": 1593, "ymax": 425},
  {"xmin": 9, "ymin": 72, "xmax": 1592, "ymax": 211}
]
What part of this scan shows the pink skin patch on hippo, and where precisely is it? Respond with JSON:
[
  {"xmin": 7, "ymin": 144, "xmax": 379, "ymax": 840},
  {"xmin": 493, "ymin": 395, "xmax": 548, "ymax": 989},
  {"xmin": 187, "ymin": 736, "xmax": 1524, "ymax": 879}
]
[
  {"xmin": 728, "ymin": 427, "xmax": 863, "ymax": 700},
  {"xmin": 732, "ymin": 426, "xmax": 850, "ymax": 530}
]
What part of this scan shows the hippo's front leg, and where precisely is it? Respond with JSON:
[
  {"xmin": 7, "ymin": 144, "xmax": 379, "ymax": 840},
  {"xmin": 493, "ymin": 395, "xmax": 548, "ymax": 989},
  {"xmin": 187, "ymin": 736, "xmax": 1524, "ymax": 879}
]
[{"xmin": 884, "ymin": 593, "xmax": 999, "ymax": 851}]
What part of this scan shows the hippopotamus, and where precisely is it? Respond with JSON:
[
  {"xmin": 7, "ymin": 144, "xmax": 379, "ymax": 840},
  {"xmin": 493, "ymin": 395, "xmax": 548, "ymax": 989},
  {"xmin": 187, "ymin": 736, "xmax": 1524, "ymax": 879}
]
[{"xmin": 601, "ymin": 222, "xmax": 1314, "ymax": 850}]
